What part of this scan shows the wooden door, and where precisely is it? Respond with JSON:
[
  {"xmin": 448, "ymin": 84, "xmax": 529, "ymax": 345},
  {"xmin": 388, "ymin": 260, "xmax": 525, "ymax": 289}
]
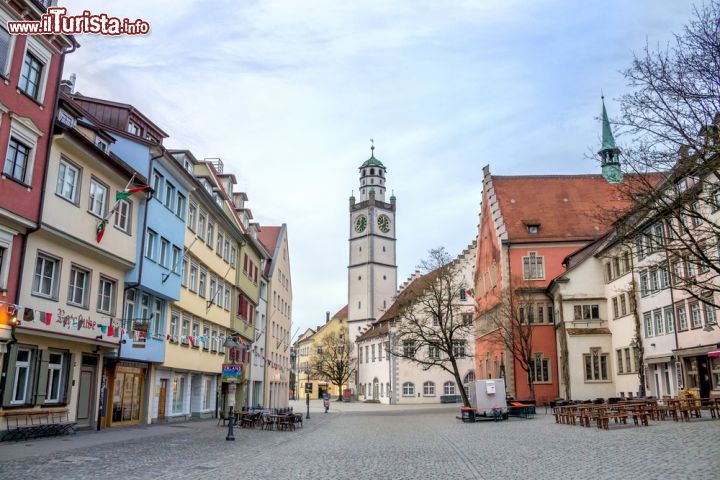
[
  {"xmin": 158, "ymin": 379, "xmax": 167, "ymax": 420},
  {"xmin": 76, "ymin": 367, "xmax": 96, "ymax": 428}
]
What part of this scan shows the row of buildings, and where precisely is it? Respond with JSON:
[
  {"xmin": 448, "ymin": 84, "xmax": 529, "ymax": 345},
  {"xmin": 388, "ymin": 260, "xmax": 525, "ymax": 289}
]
[
  {"xmin": 0, "ymin": 0, "xmax": 292, "ymax": 432},
  {"xmin": 293, "ymin": 98, "xmax": 719, "ymax": 406}
]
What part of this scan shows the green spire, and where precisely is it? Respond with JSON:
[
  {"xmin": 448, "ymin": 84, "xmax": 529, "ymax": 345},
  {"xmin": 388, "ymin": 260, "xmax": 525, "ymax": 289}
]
[{"xmin": 601, "ymin": 96, "xmax": 616, "ymax": 151}]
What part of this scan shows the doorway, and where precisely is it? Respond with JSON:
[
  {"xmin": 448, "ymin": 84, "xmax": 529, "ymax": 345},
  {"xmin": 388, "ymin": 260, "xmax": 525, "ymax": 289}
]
[
  {"xmin": 158, "ymin": 379, "xmax": 167, "ymax": 420},
  {"xmin": 108, "ymin": 363, "xmax": 145, "ymax": 426},
  {"xmin": 318, "ymin": 384, "xmax": 328, "ymax": 399},
  {"xmin": 698, "ymin": 357, "xmax": 711, "ymax": 398},
  {"xmin": 76, "ymin": 355, "xmax": 98, "ymax": 429},
  {"xmin": 372, "ymin": 378, "xmax": 379, "ymax": 401}
]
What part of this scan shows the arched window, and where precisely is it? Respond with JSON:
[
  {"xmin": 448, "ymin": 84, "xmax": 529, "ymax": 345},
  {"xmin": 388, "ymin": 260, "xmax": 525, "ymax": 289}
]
[
  {"xmin": 463, "ymin": 371, "xmax": 476, "ymax": 392},
  {"xmin": 386, "ymin": 383, "xmax": 391, "ymax": 397},
  {"xmin": 370, "ymin": 168, "xmax": 375, "ymax": 175},
  {"xmin": 443, "ymin": 381, "xmax": 456, "ymax": 395},
  {"xmin": 402, "ymin": 382, "xmax": 415, "ymax": 396},
  {"xmin": 381, "ymin": 383, "xmax": 384, "ymax": 397},
  {"xmin": 423, "ymin": 381, "xmax": 435, "ymax": 396}
]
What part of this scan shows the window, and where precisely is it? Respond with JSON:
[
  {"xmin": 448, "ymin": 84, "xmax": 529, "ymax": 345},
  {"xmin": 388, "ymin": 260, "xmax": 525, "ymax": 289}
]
[
  {"xmin": 664, "ymin": 306, "xmax": 675, "ymax": 333},
  {"xmin": 428, "ymin": 345, "xmax": 440, "ymax": 359},
  {"xmin": 616, "ymin": 349, "xmax": 624, "ymax": 374},
  {"xmin": 188, "ymin": 202, "xmax": 197, "ymax": 231},
  {"xmin": 203, "ymin": 378, "xmax": 213, "ymax": 410},
  {"xmin": 686, "ymin": 259, "xmax": 696, "ymax": 278},
  {"xmin": 114, "ymin": 199, "xmax": 131, "ymax": 233},
  {"xmin": 584, "ymin": 349, "xmax": 609, "ymax": 382},
  {"xmin": 402, "ymin": 382, "xmax": 415, "ymax": 396},
  {"xmin": 181, "ymin": 315, "xmax": 190, "ymax": 341},
  {"xmin": 224, "ymin": 240, "xmax": 230, "ymax": 262},
  {"xmin": 612, "ymin": 297, "xmax": 619, "ymax": 319},
  {"xmin": 644, "ymin": 312, "xmax": 653, "ymax": 337},
  {"xmin": 640, "ymin": 272, "xmax": 649, "ymax": 297},
  {"xmin": 170, "ymin": 312, "xmax": 179, "ymax": 338},
  {"xmin": 649, "ymin": 269, "xmax": 658, "ymax": 292},
  {"xmin": 207, "ymin": 220, "xmax": 215, "ymax": 248},
  {"xmin": 530, "ymin": 354, "xmax": 550, "ymax": 383},
  {"xmin": 145, "ymin": 230, "xmax": 158, "ymax": 260},
  {"xmin": 45, "ymin": 352, "xmax": 64, "ymax": 404},
  {"xmin": 127, "ymin": 120, "xmax": 141, "ymax": 136},
  {"xmin": 459, "ymin": 288, "xmax": 467, "ymax": 300},
  {"xmin": 152, "ymin": 298, "xmax": 163, "ymax": 336},
  {"xmin": 690, "ymin": 302, "xmax": 702, "ymax": 328},
  {"xmin": 160, "ymin": 238, "xmax": 170, "ymax": 268},
  {"xmin": 423, "ymin": 381, "xmax": 435, "ymax": 396},
  {"xmin": 522, "ymin": 252, "xmax": 544, "ymax": 279},
  {"xmin": 164, "ymin": 182, "xmax": 176, "ymax": 211},
  {"xmin": 199, "ymin": 268, "xmax": 207, "ymax": 297},
  {"xmin": 463, "ymin": 371, "xmax": 476, "ymax": 392},
  {"xmin": 19, "ymin": 51, "xmax": 43, "ymax": 99},
  {"xmin": 4, "ymin": 137, "xmax": 31, "ymax": 183},
  {"xmin": 624, "ymin": 348, "xmax": 633, "ymax": 373},
  {"xmin": 89, "ymin": 179, "xmax": 108, "ymax": 217},
  {"xmin": 453, "ymin": 341, "xmax": 466, "ymax": 358},
  {"xmin": 677, "ymin": 304, "xmax": 688, "ymax": 330},
  {"xmin": 636, "ymin": 235, "xmax": 645, "ymax": 261},
  {"xmin": 124, "ymin": 290, "xmax": 136, "ymax": 329},
  {"xmin": 573, "ymin": 304, "xmax": 600, "ymax": 320},
  {"xmin": 32, "ymin": 254, "xmax": 59, "ymax": 298},
  {"xmin": 67, "ymin": 265, "xmax": 90, "ymax": 307},
  {"xmin": 140, "ymin": 293, "xmax": 151, "ymax": 322},
  {"xmin": 198, "ymin": 211, "xmax": 207, "ymax": 240},
  {"xmin": 653, "ymin": 309, "xmax": 664, "ymax": 336},
  {"xmin": 189, "ymin": 263, "xmax": 198, "ymax": 291},
  {"xmin": 622, "ymin": 251, "xmax": 631, "ymax": 272},
  {"xmin": 0, "ymin": 26, "xmax": 11, "ymax": 75},
  {"xmin": 181, "ymin": 257, "xmax": 189, "ymax": 286},
  {"xmin": 620, "ymin": 294, "xmax": 627, "ymax": 316},
  {"xmin": 659, "ymin": 264, "xmax": 669, "ymax": 289},
  {"xmin": 230, "ymin": 247, "xmax": 237, "ymax": 268},
  {"xmin": 216, "ymin": 229, "xmax": 223, "ymax": 253},
  {"xmin": 704, "ymin": 302, "xmax": 717, "ymax": 326},
  {"xmin": 443, "ymin": 381, "xmax": 456, "ymax": 395},
  {"xmin": 11, "ymin": 349, "xmax": 32, "ymax": 404},
  {"xmin": 97, "ymin": 276, "xmax": 116, "ymax": 314},
  {"xmin": 403, "ymin": 340, "xmax": 415, "ymax": 357},
  {"xmin": 209, "ymin": 274, "xmax": 217, "ymax": 304},
  {"xmin": 56, "ymin": 159, "xmax": 80, "ymax": 203},
  {"xmin": 172, "ymin": 376, "xmax": 185, "ymax": 413},
  {"xmin": 176, "ymin": 193, "xmax": 186, "ymax": 218}
]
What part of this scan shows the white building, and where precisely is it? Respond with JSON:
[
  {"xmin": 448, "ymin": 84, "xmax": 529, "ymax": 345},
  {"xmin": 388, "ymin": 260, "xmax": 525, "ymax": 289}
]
[
  {"xmin": 347, "ymin": 147, "xmax": 398, "ymax": 345},
  {"xmin": 356, "ymin": 242, "xmax": 476, "ymax": 404},
  {"xmin": 248, "ymin": 264, "xmax": 269, "ymax": 408}
]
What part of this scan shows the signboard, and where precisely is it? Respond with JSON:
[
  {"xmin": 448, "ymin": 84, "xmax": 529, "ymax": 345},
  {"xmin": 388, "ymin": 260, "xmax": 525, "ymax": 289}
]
[
  {"xmin": 222, "ymin": 364, "xmax": 243, "ymax": 381},
  {"xmin": 132, "ymin": 322, "xmax": 149, "ymax": 348},
  {"xmin": 305, "ymin": 382, "xmax": 312, "ymax": 393}
]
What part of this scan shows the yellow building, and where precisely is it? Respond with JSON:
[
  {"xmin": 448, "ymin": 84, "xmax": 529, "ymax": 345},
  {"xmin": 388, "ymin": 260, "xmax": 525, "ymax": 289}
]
[
  {"xmin": 295, "ymin": 306, "xmax": 349, "ymax": 399},
  {"xmin": 153, "ymin": 152, "xmax": 247, "ymax": 421}
]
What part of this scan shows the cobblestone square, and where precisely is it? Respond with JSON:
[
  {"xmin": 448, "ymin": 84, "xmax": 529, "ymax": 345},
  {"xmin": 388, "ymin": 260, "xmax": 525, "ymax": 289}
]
[{"xmin": 0, "ymin": 402, "xmax": 718, "ymax": 480}]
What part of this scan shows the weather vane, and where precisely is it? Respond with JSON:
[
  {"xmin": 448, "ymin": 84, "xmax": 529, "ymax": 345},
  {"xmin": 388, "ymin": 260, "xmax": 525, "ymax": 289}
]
[{"xmin": 370, "ymin": 138, "xmax": 374, "ymax": 155}]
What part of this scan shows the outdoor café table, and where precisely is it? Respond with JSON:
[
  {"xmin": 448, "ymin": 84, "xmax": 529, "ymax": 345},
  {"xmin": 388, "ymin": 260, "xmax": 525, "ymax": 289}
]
[{"xmin": 269, "ymin": 414, "xmax": 291, "ymax": 431}]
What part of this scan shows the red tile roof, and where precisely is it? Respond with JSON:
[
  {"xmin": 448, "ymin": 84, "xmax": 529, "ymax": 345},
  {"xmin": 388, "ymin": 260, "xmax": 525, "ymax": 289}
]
[
  {"xmin": 258, "ymin": 226, "xmax": 282, "ymax": 256},
  {"xmin": 491, "ymin": 175, "xmax": 637, "ymax": 242},
  {"xmin": 332, "ymin": 305, "xmax": 348, "ymax": 319}
]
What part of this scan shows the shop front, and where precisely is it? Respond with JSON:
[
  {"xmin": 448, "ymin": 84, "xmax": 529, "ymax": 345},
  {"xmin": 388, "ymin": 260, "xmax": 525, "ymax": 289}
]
[
  {"xmin": 676, "ymin": 345, "xmax": 720, "ymax": 399},
  {"xmin": 106, "ymin": 360, "xmax": 148, "ymax": 427}
]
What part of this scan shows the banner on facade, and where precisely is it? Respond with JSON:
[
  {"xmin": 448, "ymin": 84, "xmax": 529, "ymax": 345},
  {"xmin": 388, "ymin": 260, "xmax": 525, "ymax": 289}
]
[
  {"xmin": 222, "ymin": 364, "xmax": 243, "ymax": 381},
  {"xmin": 132, "ymin": 322, "xmax": 149, "ymax": 348}
]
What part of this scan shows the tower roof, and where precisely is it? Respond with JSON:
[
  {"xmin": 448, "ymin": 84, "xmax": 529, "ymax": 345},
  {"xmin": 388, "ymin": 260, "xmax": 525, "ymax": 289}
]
[
  {"xmin": 360, "ymin": 155, "xmax": 384, "ymax": 168},
  {"xmin": 601, "ymin": 97, "xmax": 617, "ymax": 151}
]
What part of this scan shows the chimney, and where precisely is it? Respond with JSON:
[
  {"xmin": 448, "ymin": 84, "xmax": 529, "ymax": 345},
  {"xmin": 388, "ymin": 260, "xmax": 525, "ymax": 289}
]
[
  {"xmin": 59, "ymin": 73, "xmax": 76, "ymax": 94},
  {"xmin": 326, "ymin": 311, "xmax": 330, "ymax": 323}
]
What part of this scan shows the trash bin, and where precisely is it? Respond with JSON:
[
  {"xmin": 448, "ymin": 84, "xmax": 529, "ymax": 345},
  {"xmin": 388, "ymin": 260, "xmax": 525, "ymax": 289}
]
[{"xmin": 461, "ymin": 408, "xmax": 476, "ymax": 423}]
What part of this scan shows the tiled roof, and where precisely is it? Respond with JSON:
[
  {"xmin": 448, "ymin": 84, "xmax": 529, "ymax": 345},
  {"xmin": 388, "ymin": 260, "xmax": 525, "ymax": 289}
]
[
  {"xmin": 356, "ymin": 321, "xmax": 389, "ymax": 342},
  {"xmin": 492, "ymin": 174, "xmax": 636, "ymax": 242},
  {"xmin": 332, "ymin": 305, "xmax": 348, "ymax": 319},
  {"xmin": 379, "ymin": 269, "xmax": 440, "ymax": 322},
  {"xmin": 258, "ymin": 226, "xmax": 282, "ymax": 256}
]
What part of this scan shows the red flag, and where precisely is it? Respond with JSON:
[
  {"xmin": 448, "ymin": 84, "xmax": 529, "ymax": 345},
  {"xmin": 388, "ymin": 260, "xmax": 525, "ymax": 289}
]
[
  {"xmin": 45, "ymin": 312, "xmax": 52, "ymax": 325},
  {"xmin": 108, "ymin": 325, "xmax": 115, "ymax": 337},
  {"xmin": 189, "ymin": 336, "xmax": 195, "ymax": 347}
]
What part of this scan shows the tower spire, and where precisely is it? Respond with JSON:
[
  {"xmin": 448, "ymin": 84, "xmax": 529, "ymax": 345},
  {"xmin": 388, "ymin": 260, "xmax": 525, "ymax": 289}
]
[
  {"xmin": 370, "ymin": 138, "xmax": 375, "ymax": 157},
  {"xmin": 599, "ymin": 96, "xmax": 623, "ymax": 184}
]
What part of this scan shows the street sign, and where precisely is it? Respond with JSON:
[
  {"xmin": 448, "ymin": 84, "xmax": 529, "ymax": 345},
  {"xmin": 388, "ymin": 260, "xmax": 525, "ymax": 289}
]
[{"xmin": 305, "ymin": 382, "xmax": 312, "ymax": 393}]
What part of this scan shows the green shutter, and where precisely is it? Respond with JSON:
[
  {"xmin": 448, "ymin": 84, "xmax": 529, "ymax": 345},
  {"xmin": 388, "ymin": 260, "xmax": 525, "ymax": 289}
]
[
  {"xmin": 61, "ymin": 352, "xmax": 74, "ymax": 405},
  {"xmin": 33, "ymin": 349, "xmax": 49, "ymax": 406},
  {"xmin": 1, "ymin": 345, "xmax": 20, "ymax": 407}
]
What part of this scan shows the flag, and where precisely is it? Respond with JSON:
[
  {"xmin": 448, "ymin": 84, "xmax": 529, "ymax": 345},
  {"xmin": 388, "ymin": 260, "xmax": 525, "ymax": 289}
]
[
  {"xmin": 98, "ymin": 324, "xmax": 107, "ymax": 334},
  {"xmin": 96, "ymin": 220, "xmax": 108, "ymax": 243},
  {"xmin": 116, "ymin": 186, "xmax": 151, "ymax": 201},
  {"xmin": 466, "ymin": 288, "xmax": 475, "ymax": 297},
  {"xmin": 45, "ymin": 312, "xmax": 52, "ymax": 325},
  {"xmin": 108, "ymin": 325, "xmax": 115, "ymax": 337},
  {"xmin": 189, "ymin": 336, "xmax": 195, "ymax": 347},
  {"xmin": 23, "ymin": 308, "xmax": 34, "ymax": 322}
]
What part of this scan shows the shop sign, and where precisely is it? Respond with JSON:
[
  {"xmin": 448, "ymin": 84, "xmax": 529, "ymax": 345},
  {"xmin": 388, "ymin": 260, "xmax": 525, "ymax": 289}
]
[
  {"xmin": 132, "ymin": 322, "xmax": 149, "ymax": 348},
  {"xmin": 222, "ymin": 364, "xmax": 243, "ymax": 381}
]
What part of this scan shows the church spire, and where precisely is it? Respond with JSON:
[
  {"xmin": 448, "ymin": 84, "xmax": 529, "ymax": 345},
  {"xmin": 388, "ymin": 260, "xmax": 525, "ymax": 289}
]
[{"xmin": 599, "ymin": 96, "xmax": 623, "ymax": 184}]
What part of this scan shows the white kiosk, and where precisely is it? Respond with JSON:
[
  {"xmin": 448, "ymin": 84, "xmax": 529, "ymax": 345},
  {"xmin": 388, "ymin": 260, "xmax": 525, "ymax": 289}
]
[{"xmin": 467, "ymin": 379, "xmax": 508, "ymax": 418}]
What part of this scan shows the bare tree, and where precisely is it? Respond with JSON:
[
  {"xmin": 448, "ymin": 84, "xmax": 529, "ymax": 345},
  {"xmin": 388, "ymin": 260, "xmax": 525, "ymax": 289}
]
[
  {"xmin": 388, "ymin": 248, "xmax": 475, "ymax": 407},
  {"xmin": 308, "ymin": 332, "xmax": 354, "ymax": 401},
  {"xmin": 485, "ymin": 283, "xmax": 540, "ymax": 402},
  {"xmin": 604, "ymin": 1, "xmax": 720, "ymax": 309}
]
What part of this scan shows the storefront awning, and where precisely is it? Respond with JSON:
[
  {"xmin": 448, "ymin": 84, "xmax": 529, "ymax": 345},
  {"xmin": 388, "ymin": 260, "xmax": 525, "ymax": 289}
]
[{"xmin": 708, "ymin": 350, "xmax": 720, "ymax": 358}]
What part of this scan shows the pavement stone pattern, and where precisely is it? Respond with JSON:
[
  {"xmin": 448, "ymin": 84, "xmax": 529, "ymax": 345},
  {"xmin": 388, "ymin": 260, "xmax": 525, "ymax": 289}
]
[{"xmin": 0, "ymin": 401, "xmax": 719, "ymax": 480}]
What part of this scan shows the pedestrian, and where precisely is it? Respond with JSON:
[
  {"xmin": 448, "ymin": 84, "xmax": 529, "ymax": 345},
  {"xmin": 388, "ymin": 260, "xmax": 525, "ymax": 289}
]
[{"xmin": 323, "ymin": 394, "xmax": 330, "ymax": 413}]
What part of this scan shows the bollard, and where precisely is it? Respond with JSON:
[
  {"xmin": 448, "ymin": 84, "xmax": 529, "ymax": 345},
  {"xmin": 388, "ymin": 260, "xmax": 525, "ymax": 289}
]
[{"xmin": 306, "ymin": 393, "xmax": 311, "ymax": 420}]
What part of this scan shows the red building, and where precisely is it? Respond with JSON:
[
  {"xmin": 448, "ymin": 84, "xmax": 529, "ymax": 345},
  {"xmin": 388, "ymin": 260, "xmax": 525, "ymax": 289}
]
[
  {"xmin": 474, "ymin": 165, "xmax": 633, "ymax": 404},
  {"xmin": 0, "ymin": 1, "xmax": 75, "ymax": 306}
]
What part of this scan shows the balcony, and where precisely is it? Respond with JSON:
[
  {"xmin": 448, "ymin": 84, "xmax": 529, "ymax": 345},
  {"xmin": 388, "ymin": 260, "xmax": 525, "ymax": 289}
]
[
  {"xmin": 231, "ymin": 316, "xmax": 254, "ymax": 342},
  {"xmin": 118, "ymin": 332, "xmax": 166, "ymax": 363}
]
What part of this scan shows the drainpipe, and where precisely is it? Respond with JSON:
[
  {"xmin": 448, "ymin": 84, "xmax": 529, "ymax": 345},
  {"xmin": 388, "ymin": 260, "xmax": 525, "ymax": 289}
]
[
  {"xmin": 664, "ymin": 248, "xmax": 681, "ymax": 394},
  {"xmin": 1, "ymin": 40, "xmax": 78, "ymax": 400}
]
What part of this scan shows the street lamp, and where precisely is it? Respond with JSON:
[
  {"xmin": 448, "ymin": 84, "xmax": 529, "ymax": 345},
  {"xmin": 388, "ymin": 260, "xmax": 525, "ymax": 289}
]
[{"xmin": 223, "ymin": 336, "xmax": 242, "ymax": 441}]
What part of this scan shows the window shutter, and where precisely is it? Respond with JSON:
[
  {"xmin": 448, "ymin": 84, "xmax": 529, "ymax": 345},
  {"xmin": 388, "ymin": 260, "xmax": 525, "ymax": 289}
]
[
  {"xmin": 2, "ymin": 345, "xmax": 20, "ymax": 407},
  {"xmin": 61, "ymin": 351, "xmax": 73, "ymax": 405},
  {"xmin": 33, "ymin": 349, "xmax": 50, "ymax": 406}
]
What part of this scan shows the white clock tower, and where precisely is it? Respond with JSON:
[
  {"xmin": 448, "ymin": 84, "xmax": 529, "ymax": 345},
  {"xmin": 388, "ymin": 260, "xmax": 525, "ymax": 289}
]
[{"xmin": 348, "ymin": 145, "xmax": 398, "ymax": 346}]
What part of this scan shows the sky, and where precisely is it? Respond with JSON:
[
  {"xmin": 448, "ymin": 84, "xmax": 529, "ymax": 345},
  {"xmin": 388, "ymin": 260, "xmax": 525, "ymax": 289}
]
[{"xmin": 63, "ymin": 0, "xmax": 696, "ymax": 336}]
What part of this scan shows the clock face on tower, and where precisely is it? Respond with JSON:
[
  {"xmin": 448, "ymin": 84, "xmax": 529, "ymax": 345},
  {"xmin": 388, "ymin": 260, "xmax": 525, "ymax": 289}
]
[
  {"xmin": 355, "ymin": 215, "xmax": 367, "ymax": 233},
  {"xmin": 377, "ymin": 214, "xmax": 390, "ymax": 233}
]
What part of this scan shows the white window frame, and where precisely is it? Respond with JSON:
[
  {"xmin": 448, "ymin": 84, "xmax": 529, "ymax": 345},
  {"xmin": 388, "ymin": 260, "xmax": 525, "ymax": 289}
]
[
  {"xmin": 145, "ymin": 229, "xmax": 158, "ymax": 261},
  {"xmin": 19, "ymin": 36, "xmax": 50, "ymax": 102},
  {"xmin": 522, "ymin": 251, "xmax": 545, "ymax": 280},
  {"xmin": 3, "ymin": 117, "xmax": 41, "ymax": 185},
  {"xmin": 0, "ymin": 226, "xmax": 15, "ymax": 291},
  {"xmin": 32, "ymin": 252, "xmax": 60, "ymax": 299},
  {"xmin": 443, "ymin": 381, "xmax": 456, "ymax": 395},
  {"xmin": 160, "ymin": 238, "xmax": 170, "ymax": 268},
  {"xmin": 114, "ymin": 198, "xmax": 132, "ymax": 234},
  {"xmin": 56, "ymin": 157, "xmax": 81, "ymax": 204},
  {"xmin": 422, "ymin": 381, "xmax": 435, "ymax": 396},
  {"xmin": 0, "ymin": 11, "xmax": 17, "ymax": 78},
  {"xmin": 584, "ymin": 348, "xmax": 610, "ymax": 382},
  {"xmin": 67, "ymin": 264, "xmax": 90, "ymax": 308},
  {"xmin": 11, "ymin": 348, "xmax": 32, "ymax": 405},
  {"xmin": 402, "ymin": 382, "xmax": 414, "ymax": 397},
  {"xmin": 88, "ymin": 177, "xmax": 108, "ymax": 218},
  {"xmin": 45, "ymin": 352, "xmax": 64, "ymax": 404},
  {"xmin": 96, "ymin": 276, "xmax": 116, "ymax": 315}
]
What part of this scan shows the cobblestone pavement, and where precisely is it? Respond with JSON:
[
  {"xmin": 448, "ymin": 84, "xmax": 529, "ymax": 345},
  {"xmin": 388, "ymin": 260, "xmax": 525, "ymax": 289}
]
[{"xmin": 1, "ymin": 408, "xmax": 719, "ymax": 480}]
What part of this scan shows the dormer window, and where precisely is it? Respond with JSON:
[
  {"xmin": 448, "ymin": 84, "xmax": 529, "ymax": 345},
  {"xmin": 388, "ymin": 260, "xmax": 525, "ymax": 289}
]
[
  {"xmin": 95, "ymin": 137, "xmax": 108, "ymax": 153},
  {"xmin": 527, "ymin": 224, "xmax": 540, "ymax": 234},
  {"xmin": 146, "ymin": 133, "xmax": 158, "ymax": 143},
  {"xmin": 127, "ymin": 120, "xmax": 140, "ymax": 136},
  {"xmin": 57, "ymin": 109, "xmax": 76, "ymax": 128},
  {"xmin": 184, "ymin": 160, "xmax": 193, "ymax": 174}
]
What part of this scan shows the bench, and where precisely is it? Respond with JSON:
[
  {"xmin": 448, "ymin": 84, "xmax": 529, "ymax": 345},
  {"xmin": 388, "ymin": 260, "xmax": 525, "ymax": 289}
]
[
  {"xmin": 1, "ymin": 408, "xmax": 76, "ymax": 442},
  {"xmin": 440, "ymin": 395, "xmax": 462, "ymax": 404}
]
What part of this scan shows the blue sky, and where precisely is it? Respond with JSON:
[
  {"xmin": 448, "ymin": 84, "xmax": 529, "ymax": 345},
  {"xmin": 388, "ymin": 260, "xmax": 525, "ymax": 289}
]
[{"xmin": 64, "ymin": 0, "xmax": 695, "ymax": 335}]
